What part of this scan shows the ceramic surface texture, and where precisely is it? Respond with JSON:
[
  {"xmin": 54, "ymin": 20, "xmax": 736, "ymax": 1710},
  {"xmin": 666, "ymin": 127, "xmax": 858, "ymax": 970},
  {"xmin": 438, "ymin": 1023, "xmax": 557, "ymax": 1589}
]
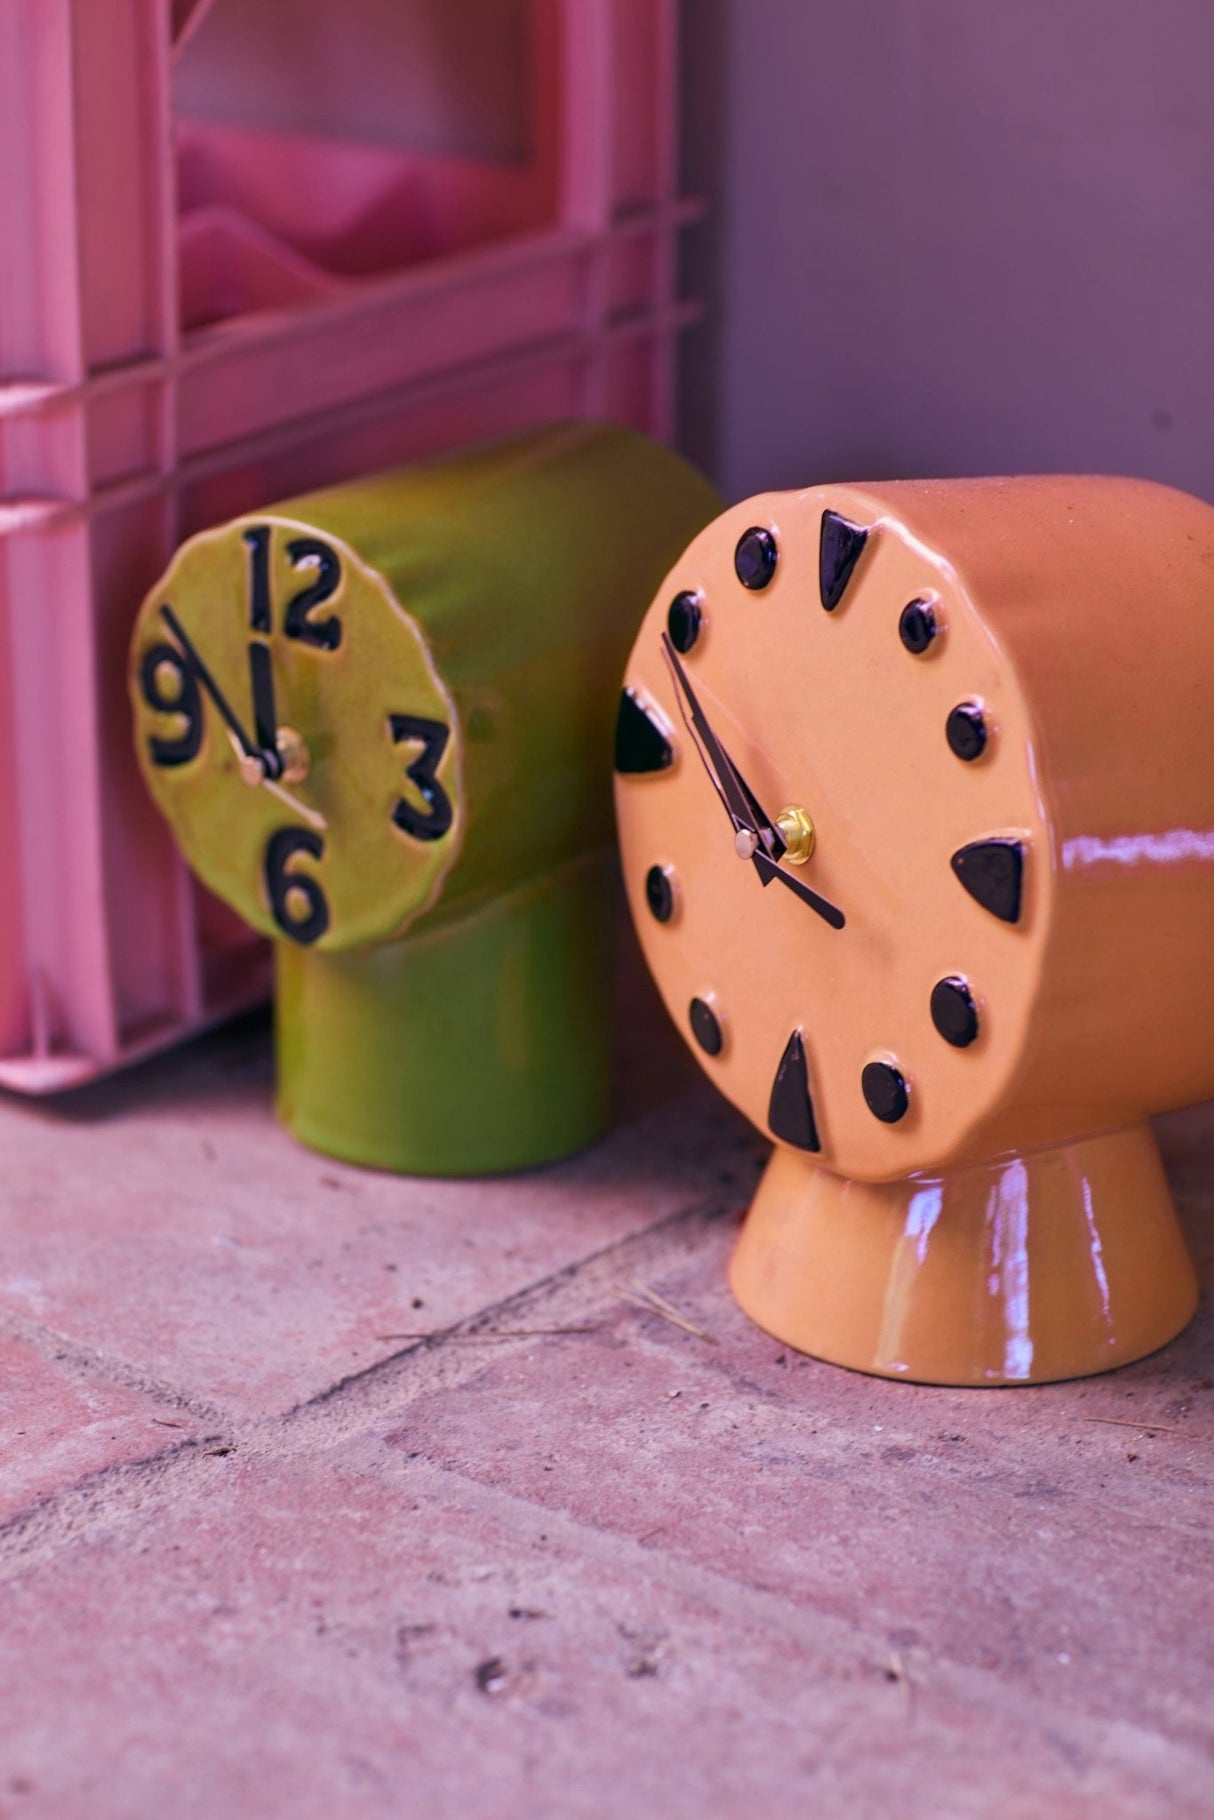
[{"xmin": 615, "ymin": 475, "xmax": 1214, "ymax": 1381}]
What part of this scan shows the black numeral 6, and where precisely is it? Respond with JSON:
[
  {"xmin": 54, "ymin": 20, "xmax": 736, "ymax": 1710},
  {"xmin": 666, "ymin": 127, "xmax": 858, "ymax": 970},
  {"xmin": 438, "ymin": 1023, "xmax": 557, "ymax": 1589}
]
[{"xmin": 264, "ymin": 827, "xmax": 330, "ymax": 945}]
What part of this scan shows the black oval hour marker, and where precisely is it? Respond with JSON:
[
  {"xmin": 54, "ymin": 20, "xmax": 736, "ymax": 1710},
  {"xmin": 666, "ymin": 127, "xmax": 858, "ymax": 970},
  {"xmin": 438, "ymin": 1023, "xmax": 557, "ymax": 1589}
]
[
  {"xmin": 734, "ymin": 527, "xmax": 777, "ymax": 591},
  {"xmin": 689, "ymin": 997, "xmax": 723, "ymax": 1057},
  {"xmin": 615, "ymin": 688, "xmax": 673, "ymax": 774},
  {"xmin": 667, "ymin": 591, "xmax": 702, "ymax": 654},
  {"xmin": 947, "ymin": 702, "xmax": 987, "ymax": 761},
  {"xmin": 768, "ymin": 1030, "xmax": 820, "ymax": 1152},
  {"xmin": 951, "ymin": 839, "xmax": 1024, "ymax": 924},
  {"xmin": 862, "ymin": 1061, "xmax": 909, "ymax": 1123},
  {"xmin": 645, "ymin": 865, "xmax": 675, "ymax": 923},
  {"xmin": 931, "ymin": 977, "xmax": 979, "ymax": 1048},
  {"xmin": 899, "ymin": 598, "xmax": 938, "ymax": 654},
  {"xmin": 819, "ymin": 510, "xmax": 869, "ymax": 611}
]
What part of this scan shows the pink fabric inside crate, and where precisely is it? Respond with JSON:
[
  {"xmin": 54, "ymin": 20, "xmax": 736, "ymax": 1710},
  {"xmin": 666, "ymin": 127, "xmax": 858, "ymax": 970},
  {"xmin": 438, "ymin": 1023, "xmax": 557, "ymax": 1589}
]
[
  {"xmin": 178, "ymin": 208, "xmax": 339, "ymax": 333},
  {"xmin": 177, "ymin": 121, "xmax": 554, "ymax": 328}
]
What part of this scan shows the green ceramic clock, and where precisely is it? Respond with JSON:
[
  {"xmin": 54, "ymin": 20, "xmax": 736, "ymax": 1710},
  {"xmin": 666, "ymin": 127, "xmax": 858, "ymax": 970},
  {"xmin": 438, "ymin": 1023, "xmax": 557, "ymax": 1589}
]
[
  {"xmin": 130, "ymin": 422, "xmax": 720, "ymax": 1174},
  {"xmin": 134, "ymin": 515, "xmax": 460, "ymax": 953}
]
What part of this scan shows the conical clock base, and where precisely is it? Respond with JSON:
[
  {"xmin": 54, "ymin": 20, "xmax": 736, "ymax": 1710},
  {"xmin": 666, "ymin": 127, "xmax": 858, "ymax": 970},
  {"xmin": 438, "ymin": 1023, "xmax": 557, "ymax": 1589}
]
[{"xmin": 729, "ymin": 1124, "xmax": 1197, "ymax": 1385}]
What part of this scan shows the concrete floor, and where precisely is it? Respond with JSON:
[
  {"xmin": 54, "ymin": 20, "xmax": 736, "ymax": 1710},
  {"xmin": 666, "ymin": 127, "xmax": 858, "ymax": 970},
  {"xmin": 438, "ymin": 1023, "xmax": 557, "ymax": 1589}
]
[{"xmin": 1, "ymin": 960, "xmax": 1211, "ymax": 1820}]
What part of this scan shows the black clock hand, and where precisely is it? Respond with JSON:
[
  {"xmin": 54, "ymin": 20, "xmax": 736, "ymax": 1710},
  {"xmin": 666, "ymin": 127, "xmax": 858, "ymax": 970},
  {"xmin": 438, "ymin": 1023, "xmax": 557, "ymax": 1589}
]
[
  {"xmin": 160, "ymin": 604, "xmax": 322, "ymax": 825},
  {"xmin": 160, "ymin": 604, "xmax": 260, "ymax": 764},
  {"xmin": 247, "ymin": 641, "xmax": 284, "ymax": 779},
  {"xmin": 752, "ymin": 850, "xmax": 846, "ymax": 930},
  {"xmin": 716, "ymin": 737, "xmax": 783, "ymax": 856},
  {"xmin": 661, "ymin": 636, "xmax": 815, "ymax": 932},
  {"xmin": 658, "ymin": 634, "xmax": 846, "ymax": 932},
  {"xmin": 660, "ymin": 634, "xmax": 786, "ymax": 860},
  {"xmin": 662, "ymin": 654, "xmax": 744, "ymax": 832}
]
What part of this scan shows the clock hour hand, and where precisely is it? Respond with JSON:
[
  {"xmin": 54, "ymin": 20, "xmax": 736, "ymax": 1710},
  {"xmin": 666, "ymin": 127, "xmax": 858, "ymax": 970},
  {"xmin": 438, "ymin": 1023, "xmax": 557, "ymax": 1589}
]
[
  {"xmin": 752, "ymin": 849, "xmax": 846, "ymax": 930},
  {"xmin": 659, "ymin": 634, "xmax": 786, "ymax": 861},
  {"xmin": 160, "ymin": 605, "xmax": 261, "ymax": 767}
]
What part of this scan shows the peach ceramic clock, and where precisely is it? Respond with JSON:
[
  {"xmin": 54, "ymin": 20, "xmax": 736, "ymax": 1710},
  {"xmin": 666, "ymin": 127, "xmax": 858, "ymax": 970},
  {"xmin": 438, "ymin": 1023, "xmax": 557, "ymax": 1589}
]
[{"xmin": 615, "ymin": 476, "xmax": 1214, "ymax": 1384}]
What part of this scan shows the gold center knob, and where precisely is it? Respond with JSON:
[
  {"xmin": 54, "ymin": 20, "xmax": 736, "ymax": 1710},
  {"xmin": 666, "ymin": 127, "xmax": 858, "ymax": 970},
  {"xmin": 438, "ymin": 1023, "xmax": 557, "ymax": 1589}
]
[
  {"xmin": 237, "ymin": 727, "xmax": 311, "ymax": 789},
  {"xmin": 275, "ymin": 726, "xmax": 311, "ymax": 786},
  {"xmin": 775, "ymin": 805, "xmax": 815, "ymax": 865}
]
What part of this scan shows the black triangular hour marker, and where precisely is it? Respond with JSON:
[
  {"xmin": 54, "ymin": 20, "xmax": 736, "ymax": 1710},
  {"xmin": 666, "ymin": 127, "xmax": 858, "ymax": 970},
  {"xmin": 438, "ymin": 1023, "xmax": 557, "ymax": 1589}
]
[
  {"xmin": 951, "ymin": 839, "xmax": 1025, "ymax": 924},
  {"xmin": 819, "ymin": 510, "xmax": 869, "ymax": 611},
  {"xmin": 614, "ymin": 688, "xmax": 673, "ymax": 774},
  {"xmin": 768, "ymin": 1029, "xmax": 821, "ymax": 1152}
]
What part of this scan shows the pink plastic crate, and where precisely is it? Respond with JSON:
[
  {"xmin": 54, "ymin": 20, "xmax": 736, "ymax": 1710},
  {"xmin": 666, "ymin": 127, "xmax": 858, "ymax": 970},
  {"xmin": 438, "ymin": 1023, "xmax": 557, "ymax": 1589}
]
[{"xmin": 0, "ymin": 0, "xmax": 700, "ymax": 1091}]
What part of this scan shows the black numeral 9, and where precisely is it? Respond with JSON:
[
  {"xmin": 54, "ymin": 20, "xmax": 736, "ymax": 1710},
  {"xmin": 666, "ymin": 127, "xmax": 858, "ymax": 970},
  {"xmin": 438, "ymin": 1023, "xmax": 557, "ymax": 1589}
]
[
  {"xmin": 141, "ymin": 642, "xmax": 204, "ymax": 767},
  {"xmin": 264, "ymin": 827, "xmax": 330, "ymax": 945}
]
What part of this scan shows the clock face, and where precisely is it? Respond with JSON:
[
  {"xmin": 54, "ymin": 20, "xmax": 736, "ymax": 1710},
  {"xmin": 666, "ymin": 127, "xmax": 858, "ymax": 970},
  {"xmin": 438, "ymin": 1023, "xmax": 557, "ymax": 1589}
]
[
  {"xmin": 614, "ymin": 487, "xmax": 1052, "ymax": 1182},
  {"xmin": 129, "ymin": 516, "xmax": 462, "ymax": 953}
]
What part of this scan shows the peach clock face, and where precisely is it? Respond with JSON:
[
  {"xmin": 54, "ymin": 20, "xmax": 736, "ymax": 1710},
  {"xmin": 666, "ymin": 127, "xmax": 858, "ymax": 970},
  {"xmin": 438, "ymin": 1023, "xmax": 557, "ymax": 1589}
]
[{"xmin": 614, "ymin": 487, "xmax": 1054, "ymax": 1183}]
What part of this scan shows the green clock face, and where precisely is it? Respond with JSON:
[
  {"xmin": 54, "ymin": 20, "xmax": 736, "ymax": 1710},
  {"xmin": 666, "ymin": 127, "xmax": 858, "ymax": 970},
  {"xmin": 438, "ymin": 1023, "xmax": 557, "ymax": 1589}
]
[{"xmin": 129, "ymin": 515, "xmax": 463, "ymax": 953}]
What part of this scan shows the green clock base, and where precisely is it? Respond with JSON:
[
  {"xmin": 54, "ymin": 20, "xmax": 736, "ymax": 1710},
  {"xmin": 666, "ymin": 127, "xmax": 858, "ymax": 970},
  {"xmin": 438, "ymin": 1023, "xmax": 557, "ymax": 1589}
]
[{"xmin": 273, "ymin": 850, "xmax": 616, "ymax": 1176}]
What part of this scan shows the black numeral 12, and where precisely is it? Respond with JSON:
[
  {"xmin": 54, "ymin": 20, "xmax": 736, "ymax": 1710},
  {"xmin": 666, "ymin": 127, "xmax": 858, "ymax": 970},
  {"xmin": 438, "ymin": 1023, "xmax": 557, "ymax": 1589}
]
[{"xmin": 242, "ymin": 526, "xmax": 343, "ymax": 651}]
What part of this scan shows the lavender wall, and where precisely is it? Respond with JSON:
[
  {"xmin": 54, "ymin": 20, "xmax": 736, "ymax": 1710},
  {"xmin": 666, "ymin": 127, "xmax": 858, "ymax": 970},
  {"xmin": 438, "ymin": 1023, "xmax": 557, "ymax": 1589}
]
[{"xmin": 680, "ymin": 0, "xmax": 1214, "ymax": 504}]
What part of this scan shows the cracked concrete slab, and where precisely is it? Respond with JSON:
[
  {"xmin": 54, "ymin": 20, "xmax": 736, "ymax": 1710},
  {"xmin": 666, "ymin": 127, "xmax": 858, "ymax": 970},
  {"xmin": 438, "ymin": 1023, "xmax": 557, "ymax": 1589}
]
[
  {"xmin": 0, "ymin": 962, "xmax": 763, "ymax": 1421},
  {"xmin": 0, "ymin": 980, "xmax": 1211, "ymax": 1818}
]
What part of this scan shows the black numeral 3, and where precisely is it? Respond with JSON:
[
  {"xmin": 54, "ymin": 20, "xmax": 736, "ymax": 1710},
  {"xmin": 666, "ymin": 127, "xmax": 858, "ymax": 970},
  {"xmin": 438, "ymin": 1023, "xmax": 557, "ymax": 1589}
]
[{"xmin": 390, "ymin": 714, "xmax": 454, "ymax": 842}]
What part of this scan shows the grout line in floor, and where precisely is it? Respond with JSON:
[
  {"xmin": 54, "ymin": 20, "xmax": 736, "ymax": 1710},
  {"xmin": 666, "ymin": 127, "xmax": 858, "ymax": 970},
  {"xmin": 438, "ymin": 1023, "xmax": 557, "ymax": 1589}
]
[{"xmin": 0, "ymin": 1194, "xmax": 733, "ymax": 1578}]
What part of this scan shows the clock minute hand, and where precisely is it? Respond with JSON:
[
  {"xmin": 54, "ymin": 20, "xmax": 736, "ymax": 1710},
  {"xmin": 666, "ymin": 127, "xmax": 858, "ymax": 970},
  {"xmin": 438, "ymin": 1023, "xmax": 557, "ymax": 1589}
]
[
  {"xmin": 659, "ymin": 634, "xmax": 786, "ymax": 861},
  {"xmin": 660, "ymin": 638, "xmax": 846, "ymax": 931},
  {"xmin": 662, "ymin": 658, "xmax": 744, "ymax": 835},
  {"xmin": 714, "ymin": 735, "xmax": 787, "ymax": 862},
  {"xmin": 658, "ymin": 636, "xmax": 843, "ymax": 927}
]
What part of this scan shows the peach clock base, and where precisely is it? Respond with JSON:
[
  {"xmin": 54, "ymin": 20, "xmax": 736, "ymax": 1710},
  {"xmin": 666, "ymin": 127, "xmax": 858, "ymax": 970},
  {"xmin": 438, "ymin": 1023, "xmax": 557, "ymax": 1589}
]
[{"xmin": 729, "ymin": 1125, "xmax": 1198, "ymax": 1386}]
